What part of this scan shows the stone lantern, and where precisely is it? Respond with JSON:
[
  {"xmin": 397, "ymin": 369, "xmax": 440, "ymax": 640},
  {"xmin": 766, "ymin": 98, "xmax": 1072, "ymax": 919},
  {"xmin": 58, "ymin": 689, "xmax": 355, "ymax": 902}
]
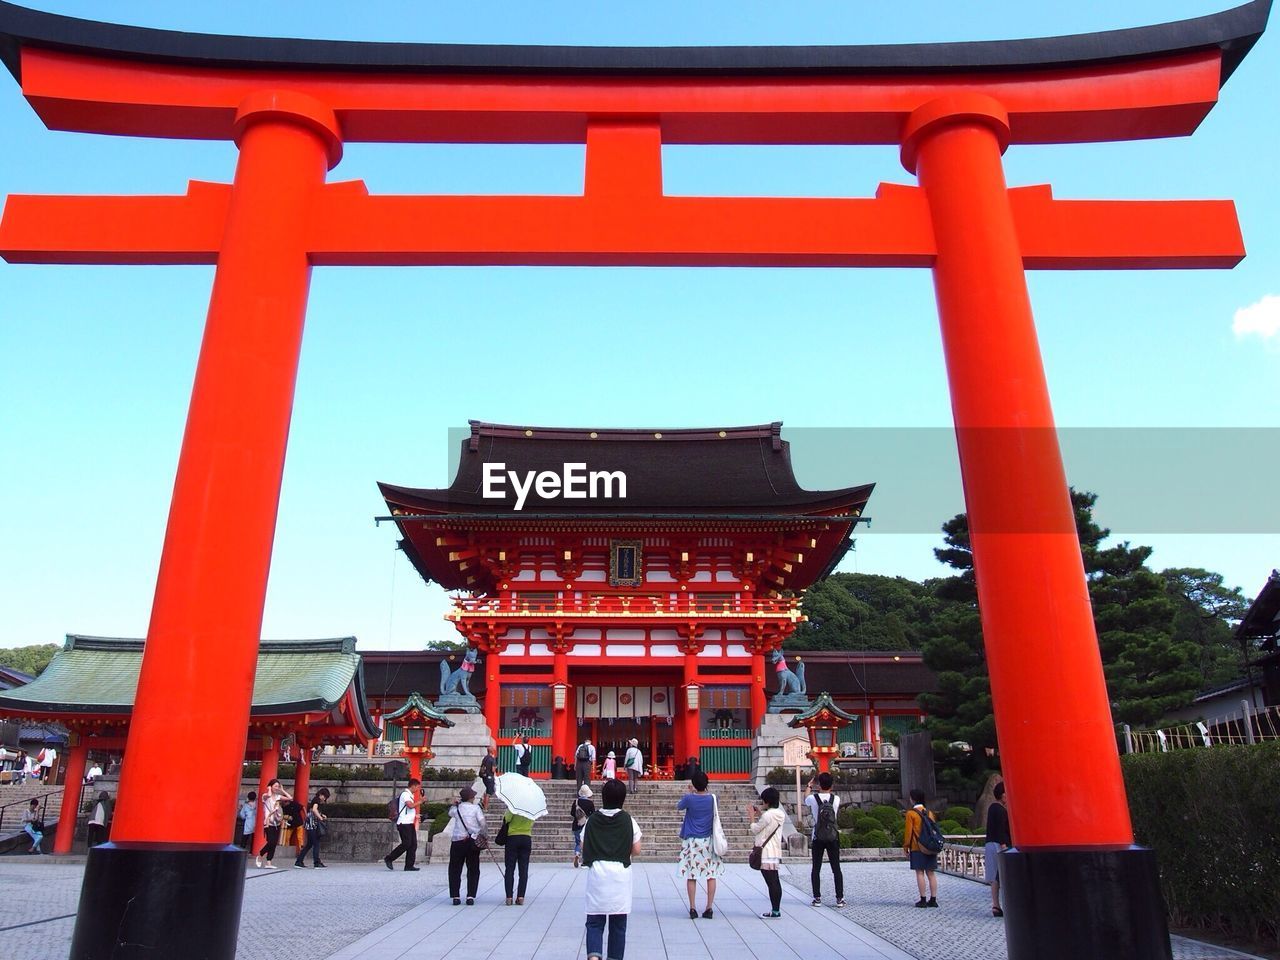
[
  {"xmin": 788, "ymin": 691, "xmax": 856, "ymax": 773},
  {"xmin": 383, "ymin": 691, "xmax": 455, "ymax": 783}
]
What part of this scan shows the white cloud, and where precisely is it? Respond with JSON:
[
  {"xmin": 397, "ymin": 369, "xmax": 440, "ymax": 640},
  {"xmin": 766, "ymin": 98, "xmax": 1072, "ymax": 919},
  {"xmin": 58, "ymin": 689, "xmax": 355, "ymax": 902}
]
[{"xmin": 1233, "ymin": 294, "xmax": 1280, "ymax": 342}]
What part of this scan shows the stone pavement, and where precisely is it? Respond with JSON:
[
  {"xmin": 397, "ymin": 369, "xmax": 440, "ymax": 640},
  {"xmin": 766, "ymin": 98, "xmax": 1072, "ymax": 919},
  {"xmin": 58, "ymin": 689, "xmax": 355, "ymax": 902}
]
[
  {"xmin": 788, "ymin": 860, "xmax": 1265, "ymax": 960},
  {"xmin": 324, "ymin": 862, "xmax": 914, "ymax": 960},
  {"xmin": 0, "ymin": 858, "xmax": 1265, "ymax": 960},
  {"xmin": 0, "ymin": 859, "xmax": 445, "ymax": 960}
]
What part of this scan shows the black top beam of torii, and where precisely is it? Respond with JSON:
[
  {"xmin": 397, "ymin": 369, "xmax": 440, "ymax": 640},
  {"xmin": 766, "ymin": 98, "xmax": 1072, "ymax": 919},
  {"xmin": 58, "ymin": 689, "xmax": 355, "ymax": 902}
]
[{"xmin": 0, "ymin": 0, "xmax": 1270, "ymax": 83}]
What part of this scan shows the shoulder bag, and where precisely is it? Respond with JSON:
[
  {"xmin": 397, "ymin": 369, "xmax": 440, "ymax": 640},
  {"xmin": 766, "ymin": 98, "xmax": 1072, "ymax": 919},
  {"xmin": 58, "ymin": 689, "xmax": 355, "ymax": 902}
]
[
  {"xmin": 749, "ymin": 815, "xmax": 781, "ymax": 871},
  {"xmin": 711, "ymin": 794, "xmax": 730, "ymax": 858}
]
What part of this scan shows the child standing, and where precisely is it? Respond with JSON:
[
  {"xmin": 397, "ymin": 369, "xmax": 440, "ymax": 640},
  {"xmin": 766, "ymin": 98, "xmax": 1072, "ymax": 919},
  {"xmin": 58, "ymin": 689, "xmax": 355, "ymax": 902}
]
[
  {"xmin": 602, "ymin": 751, "xmax": 617, "ymax": 780},
  {"xmin": 903, "ymin": 787, "xmax": 940, "ymax": 908},
  {"xmin": 582, "ymin": 778, "xmax": 642, "ymax": 960}
]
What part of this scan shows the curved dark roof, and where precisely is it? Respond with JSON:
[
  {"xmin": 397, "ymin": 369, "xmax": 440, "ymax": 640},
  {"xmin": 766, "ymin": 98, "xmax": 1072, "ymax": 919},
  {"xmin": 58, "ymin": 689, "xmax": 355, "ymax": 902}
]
[
  {"xmin": 1238, "ymin": 569, "xmax": 1280, "ymax": 642},
  {"xmin": 381, "ymin": 421, "xmax": 873, "ymax": 516},
  {"xmin": 0, "ymin": 635, "xmax": 380, "ymax": 740},
  {"xmin": 0, "ymin": 1, "xmax": 1269, "ymax": 84}
]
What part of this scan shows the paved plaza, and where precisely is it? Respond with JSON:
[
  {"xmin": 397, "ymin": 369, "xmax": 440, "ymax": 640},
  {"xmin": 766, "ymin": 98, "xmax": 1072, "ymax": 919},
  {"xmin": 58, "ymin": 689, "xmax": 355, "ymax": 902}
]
[{"xmin": 0, "ymin": 859, "xmax": 1264, "ymax": 960}]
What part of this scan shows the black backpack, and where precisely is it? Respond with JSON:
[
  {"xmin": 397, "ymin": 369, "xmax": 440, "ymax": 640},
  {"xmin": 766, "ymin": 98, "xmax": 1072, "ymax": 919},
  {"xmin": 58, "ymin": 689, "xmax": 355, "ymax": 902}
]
[
  {"xmin": 814, "ymin": 796, "xmax": 839, "ymax": 845},
  {"xmin": 576, "ymin": 743, "xmax": 591, "ymax": 761}
]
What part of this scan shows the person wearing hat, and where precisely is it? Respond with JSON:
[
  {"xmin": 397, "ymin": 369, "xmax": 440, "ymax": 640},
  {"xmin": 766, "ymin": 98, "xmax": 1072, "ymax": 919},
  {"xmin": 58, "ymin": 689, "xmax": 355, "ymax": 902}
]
[
  {"xmin": 602, "ymin": 751, "xmax": 617, "ymax": 781},
  {"xmin": 623, "ymin": 739, "xmax": 644, "ymax": 795},
  {"xmin": 571, "ymin": 784, "xmax": 596, "ymax": 869},
  {"xmin": 447, "ymin": 786, "xmax": 487, "ymax": 905}
]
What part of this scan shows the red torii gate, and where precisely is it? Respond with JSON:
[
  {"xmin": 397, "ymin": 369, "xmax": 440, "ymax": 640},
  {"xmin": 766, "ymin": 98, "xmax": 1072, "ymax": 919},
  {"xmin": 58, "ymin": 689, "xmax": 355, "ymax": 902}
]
[{"xmin": 0, "ymin": 2, "xmax": 1268, "ymax": 958}]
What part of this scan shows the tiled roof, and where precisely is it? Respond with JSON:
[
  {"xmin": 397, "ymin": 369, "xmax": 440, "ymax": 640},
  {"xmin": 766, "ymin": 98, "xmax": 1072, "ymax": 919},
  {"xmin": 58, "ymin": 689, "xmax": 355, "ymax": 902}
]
[{"xmin": 0, "ymin": 636, "xmax": 375, "ymax": 730}]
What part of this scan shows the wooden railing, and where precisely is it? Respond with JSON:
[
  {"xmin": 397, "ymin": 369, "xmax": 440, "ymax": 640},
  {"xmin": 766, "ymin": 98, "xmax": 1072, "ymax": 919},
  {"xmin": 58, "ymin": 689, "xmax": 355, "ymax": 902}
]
[
  {"xmin": 450, "ymin": 594, "xmax": 801, "ymax": 619},
  {"xmin": 937, "ymin": 838, "xmax": 990, "ymax": 882}
]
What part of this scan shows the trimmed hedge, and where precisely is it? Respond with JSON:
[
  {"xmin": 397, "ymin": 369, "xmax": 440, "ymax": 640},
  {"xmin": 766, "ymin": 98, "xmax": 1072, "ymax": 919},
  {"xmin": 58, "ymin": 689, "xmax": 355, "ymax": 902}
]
[
  {"xmin": 853, "ymin": 816, "xmax": 884, "ymax": 835},
  {"xmin": 856, "ymin": 828, "xmax": 892, "ymax": 848},
  {"xmin": 1123, "ymin": 741, "xmax": 1280, "ymax": 949},
  {"xmin": 868, "ymin": 805, "xmax": 902, "ymax": 831},
  {"xmin": 943, "ymin": 805, "xmax": 973, "ymax": 828},
  {"xmin": 936, "ymin": 819, "xmax": 965, "ymax": 836}
]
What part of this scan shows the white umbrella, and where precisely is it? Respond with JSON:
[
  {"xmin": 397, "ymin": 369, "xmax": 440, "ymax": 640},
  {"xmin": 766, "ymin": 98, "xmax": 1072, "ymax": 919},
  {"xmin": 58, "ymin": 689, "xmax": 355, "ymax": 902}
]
[{"xmin": 494, "ymin": 772, "xmax": 548, "ymax": 820}]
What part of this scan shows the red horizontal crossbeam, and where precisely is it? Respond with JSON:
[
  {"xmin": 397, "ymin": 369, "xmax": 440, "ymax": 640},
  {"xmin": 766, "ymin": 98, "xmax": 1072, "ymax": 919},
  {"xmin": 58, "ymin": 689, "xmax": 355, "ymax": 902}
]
[
  {"xmin": 0, "ymin": 180, "xmax": 1243, "ymax": 269},
  {"xmin": 21, "ymin": 46, "xmax": 1222, "ymax": 145}
]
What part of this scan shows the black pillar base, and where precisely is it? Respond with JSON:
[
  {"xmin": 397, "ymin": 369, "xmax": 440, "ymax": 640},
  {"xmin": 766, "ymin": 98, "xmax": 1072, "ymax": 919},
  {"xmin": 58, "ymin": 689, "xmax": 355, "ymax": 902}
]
[
  {"xmin": 69, "ymin": 842, "xmax": 247, "ymax": 960},
  {"xmin": 1000, "ymin": 845, "xmax": 1171, "ymax": 960}
]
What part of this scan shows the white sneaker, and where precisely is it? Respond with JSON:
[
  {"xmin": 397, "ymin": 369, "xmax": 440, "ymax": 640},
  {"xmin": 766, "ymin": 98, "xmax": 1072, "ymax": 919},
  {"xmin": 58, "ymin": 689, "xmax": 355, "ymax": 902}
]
[
  {"xmin": 255, "ymin": 856, "xmax": 262, "ymax": 868},
  {"xmin": 264, "ymin": 862, "xmax": 277, "ymax": 870}
]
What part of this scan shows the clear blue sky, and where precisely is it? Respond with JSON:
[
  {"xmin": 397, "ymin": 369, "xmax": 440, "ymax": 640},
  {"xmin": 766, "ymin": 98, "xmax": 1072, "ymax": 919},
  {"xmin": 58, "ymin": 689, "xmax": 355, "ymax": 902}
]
[{"xmin": 1, "ymin": 2, "xmax": 1276, "ymax": 652}]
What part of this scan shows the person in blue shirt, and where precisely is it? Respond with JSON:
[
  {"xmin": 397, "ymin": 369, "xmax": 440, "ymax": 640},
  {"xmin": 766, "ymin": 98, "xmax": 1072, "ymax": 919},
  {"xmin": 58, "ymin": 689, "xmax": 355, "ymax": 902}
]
[{"xmin": 676, "ymin": 770, "xmax": 723, "ymax": 919}]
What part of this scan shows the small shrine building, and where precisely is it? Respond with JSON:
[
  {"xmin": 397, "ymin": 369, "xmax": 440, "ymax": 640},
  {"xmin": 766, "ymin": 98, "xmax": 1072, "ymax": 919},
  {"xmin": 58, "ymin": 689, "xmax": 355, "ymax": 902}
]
[{"xmin": 379, "ymin": 421, "xmax": 877, "ymax": 779}]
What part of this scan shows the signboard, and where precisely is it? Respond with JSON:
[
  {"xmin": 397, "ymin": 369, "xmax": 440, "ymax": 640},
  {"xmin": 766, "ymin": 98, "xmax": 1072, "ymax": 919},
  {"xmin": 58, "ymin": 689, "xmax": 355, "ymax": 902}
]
[{"xmin": 780, "ymin": 735, "xmax": 811, "ymax": 768}]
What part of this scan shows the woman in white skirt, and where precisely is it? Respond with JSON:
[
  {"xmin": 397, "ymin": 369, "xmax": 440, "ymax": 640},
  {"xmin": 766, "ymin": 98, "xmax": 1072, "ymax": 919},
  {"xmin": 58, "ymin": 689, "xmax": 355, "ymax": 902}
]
[{"xmin": 676, "ymin": 770, "xmax": 723, "ymax": 919}]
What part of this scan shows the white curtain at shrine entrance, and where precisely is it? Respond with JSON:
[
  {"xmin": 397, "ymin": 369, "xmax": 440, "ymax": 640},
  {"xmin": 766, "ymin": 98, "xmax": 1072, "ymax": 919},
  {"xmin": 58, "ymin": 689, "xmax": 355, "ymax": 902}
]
[{"xmin": 576, "ymin": 685, "xmax": 674, "ymax": 719}]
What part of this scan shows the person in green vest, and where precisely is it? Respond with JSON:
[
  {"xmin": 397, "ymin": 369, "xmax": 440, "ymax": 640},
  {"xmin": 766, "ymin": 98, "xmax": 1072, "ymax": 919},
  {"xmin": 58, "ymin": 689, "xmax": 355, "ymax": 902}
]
[
  {"xmin": 582, "ymin": 778, "xmax": 643, "ymax": 960},
  {"xmin": 503, "ymin": 809, "xmax": 534, "ymax": 905}
]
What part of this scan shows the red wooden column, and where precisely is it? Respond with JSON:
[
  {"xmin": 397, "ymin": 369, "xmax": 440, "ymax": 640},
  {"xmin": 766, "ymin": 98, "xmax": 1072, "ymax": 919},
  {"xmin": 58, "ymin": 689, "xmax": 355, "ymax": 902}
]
[
  {"xmin": 902, "ymin": 93, "xmax": 1167, "ymax": 959},
  {"xmin": 750, "ymin": 649, "xmax": 767, "ymax": 731},
  {"xmin": 53, "ymin": 737, "xmax": 89, "ymax": 854},
  {"xmin": 251, "ymin": 738, "xmax": 279, "ymax": 856},
  {"xmin": 293, "ymin": 740, "xmax": 311, "ymax": 808},
  {"xmin": 682, "ymin": 646, "xmax": 701, "ymax": 770},
  {"xmin": 484, "ymin": 647, "xmax": 503, "ymax": 744},
  {"xmin": 71, "ymin": 98, "xmax": 340, "ymax": 958},
  {"xmin": 551, "ymin": 642, "xmax": 570, "ymax": 764}
]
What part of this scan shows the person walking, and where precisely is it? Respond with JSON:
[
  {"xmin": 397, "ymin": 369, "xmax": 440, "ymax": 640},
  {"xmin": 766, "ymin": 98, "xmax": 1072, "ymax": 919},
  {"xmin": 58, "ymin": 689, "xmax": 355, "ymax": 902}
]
[
  {"xmin": 20, "ymin": 751, "xmax": 34, "ymax": 785},
  {"xmin": 256, "ymin": 778, "xmax": 292, "ymax": 869},
  {"xmin": 238, "ymin": 791, "xmax": 257, "ymax": 850},
  {"xmin": 984, "ymin": 782, "xmax": 1011, "ymax": 917},
  {"xmin": 575, "ymin": 738, "xmax": 596, "ymax": 789},
  {"xmin": 384, "ymin": 777, "xmax": 425, "ymax": 871},
  {"xmin": 904, "ymin": 787, "xmax": 941, "ymax": 908},
  {"xmin": 447, "ymin": 786, "xmax": 486, "ymax": 905},
  {"xmin": 87, "ymin": 791, "xmax": 111, "ymax": 848},
  {"xmin": 571, "ymin": 784, "xmax": 595, "ymax": 868},
  {"xmin": 677, "ymin": 770, "xmax": 723, "ymax": 919},
  {"xmin": 804, "ymin": 771, "xmax": 845, "ymax": 907},
  {"xmin": 502, "ymin": 809, "xmax": 534, "ymax": 905},
  {"xmin": 623, "ymin": 739, "xmax": 643, "ymax": 794},
  {"xmin": 21, "ymin": 798, "xmax": 43, "ymax": 854},
  {"xmin": 582, "ymin": 778, "xmax": 643, "ymax": 960},
  {"xmin": 38, "ymin": 744, "xmax": 56, "ymax": 783},
  {"xmin": 602, "ymin": 751, "xmax": 617, "ymax": 781},
  {"xmin": 479, "ymin": 746, "xmax": 498, "ymax": 810},
  {"xmin": 514, "ymin": 735, "xmax": 533, "ymax": 777},
  {"xmin": 295, "ymin": 787, "xmax": 330, "ymax": 868},
  {"xmin": 748, "ymin": 787, "xmax": 786, "ymax": 918}
]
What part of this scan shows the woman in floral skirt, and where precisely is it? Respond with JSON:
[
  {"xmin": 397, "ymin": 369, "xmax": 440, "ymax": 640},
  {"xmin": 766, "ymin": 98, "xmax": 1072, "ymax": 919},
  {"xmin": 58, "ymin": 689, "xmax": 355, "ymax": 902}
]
[{"xmin": 676, "ymin": 770, "xmax": 723, "ymax": 919}]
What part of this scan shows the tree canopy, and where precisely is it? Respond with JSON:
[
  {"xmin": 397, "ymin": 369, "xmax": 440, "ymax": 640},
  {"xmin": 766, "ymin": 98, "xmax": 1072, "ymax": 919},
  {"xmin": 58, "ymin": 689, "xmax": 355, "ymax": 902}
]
[{"xmin": 0, "ymin": 643, "xmax": 60, "ymax": 678}]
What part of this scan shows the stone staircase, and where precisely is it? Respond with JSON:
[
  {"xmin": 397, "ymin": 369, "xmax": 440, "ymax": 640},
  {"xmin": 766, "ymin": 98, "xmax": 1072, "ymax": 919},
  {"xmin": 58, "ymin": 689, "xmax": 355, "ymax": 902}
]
[
  {"xmin": 0, "ymin": 783, "xmax": 65, "ymax": 854},
  {"xmin": 483, "ymin": 779, "xmax": 764, "ymax": 863}
]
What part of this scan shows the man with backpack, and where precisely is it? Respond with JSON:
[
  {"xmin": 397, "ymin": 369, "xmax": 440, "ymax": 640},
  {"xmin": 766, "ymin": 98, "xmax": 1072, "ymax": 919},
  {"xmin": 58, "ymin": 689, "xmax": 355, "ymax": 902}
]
[
  {"xmin": 384, "ymin": 777, "xmax": 425, "ymax": 872},
  {"xmin": 575, "ymin": 738, "xmax": 596, "ymax": 790},
  {"xmin": 803, "ymin": 772, "xmax": 845, "ymax": 907},
  {"xmin": 903, "ymin": 787, "xmax": 943, "ymax": 907}
]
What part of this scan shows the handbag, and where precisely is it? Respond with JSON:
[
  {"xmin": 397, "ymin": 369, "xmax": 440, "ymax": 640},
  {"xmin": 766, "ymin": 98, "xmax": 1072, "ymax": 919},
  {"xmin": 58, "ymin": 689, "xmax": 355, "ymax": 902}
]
[
  {"xmin": 711, "ymin": 794, "xmax": 729, "ymax": 858},
  {"xmin": 495, "ymin": 818, "xmax": 510, "ymax": 847},
  {"xmin": 461, "ymin": 804, "xmax": 489, "ymax": 850},
  {"xmin": 749, "ymin": 817, "xmax": 781, "ymax": 871}
]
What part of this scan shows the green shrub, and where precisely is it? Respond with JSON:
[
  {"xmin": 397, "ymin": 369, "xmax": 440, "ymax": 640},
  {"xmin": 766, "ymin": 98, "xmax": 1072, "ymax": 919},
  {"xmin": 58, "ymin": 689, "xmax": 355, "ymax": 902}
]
[
  {"xmin": 1123, "ymin": 742, "xmax": 1280, "ymax": 949},
  {"xmin": 837, "ymin": 806, "xmax": 861, "ymax": 829},
  {"xmin": 838, "ymin": 829, "xmax": 858, "ymax": 849},
  {"xmin": 868, "ymin": 805, "xmax": 902, "ymax": 831},
  {"xmin": 944, "ymin": 805, "xmax": 973, "ymax": 828},
  {"xmin": 323, "ymin": 802, "xmax": 389, "ymax": 819},
  {"xmin": 857, "ymin": 828, "xmax": 892, "ymax": 848},
  {"xmin": 428, "ymin": 810, "xmax": 451, "ymax": 839},
  {"xmin": 936, "ymin": 819, "xmax": 965, "ymax": 836},
  {"xmin": 853, "ymin": 816, "xmax": 883, "ymax": 835},
  {"xmin": 423, "ymin": 767, "xmax": 476, "ymax": 782}
]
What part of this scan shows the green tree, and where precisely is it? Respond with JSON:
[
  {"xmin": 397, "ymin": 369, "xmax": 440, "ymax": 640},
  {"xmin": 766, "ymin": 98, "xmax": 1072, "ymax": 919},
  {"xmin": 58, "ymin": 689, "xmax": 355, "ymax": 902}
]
[
  {"xmin": 0, "ymin": 643, "xmax": 59, "ymax": 677},
  {"xmin": 1160, "ymin": 567, "xmax": 1250, "ymax": 688},
  {"xmin": 794, "ymin": 573, "xmax": 939, "ymax": 651},
  {"xmin": 919, "ymin": 490, "xmax": 1205, "ymax": 739}
]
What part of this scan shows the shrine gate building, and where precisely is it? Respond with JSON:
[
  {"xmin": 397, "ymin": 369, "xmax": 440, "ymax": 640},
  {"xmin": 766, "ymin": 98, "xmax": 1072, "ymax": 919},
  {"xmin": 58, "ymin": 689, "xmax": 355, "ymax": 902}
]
[{"xmin": 380, "ymin": 420, "xmax": 873, "ymax": 778}]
